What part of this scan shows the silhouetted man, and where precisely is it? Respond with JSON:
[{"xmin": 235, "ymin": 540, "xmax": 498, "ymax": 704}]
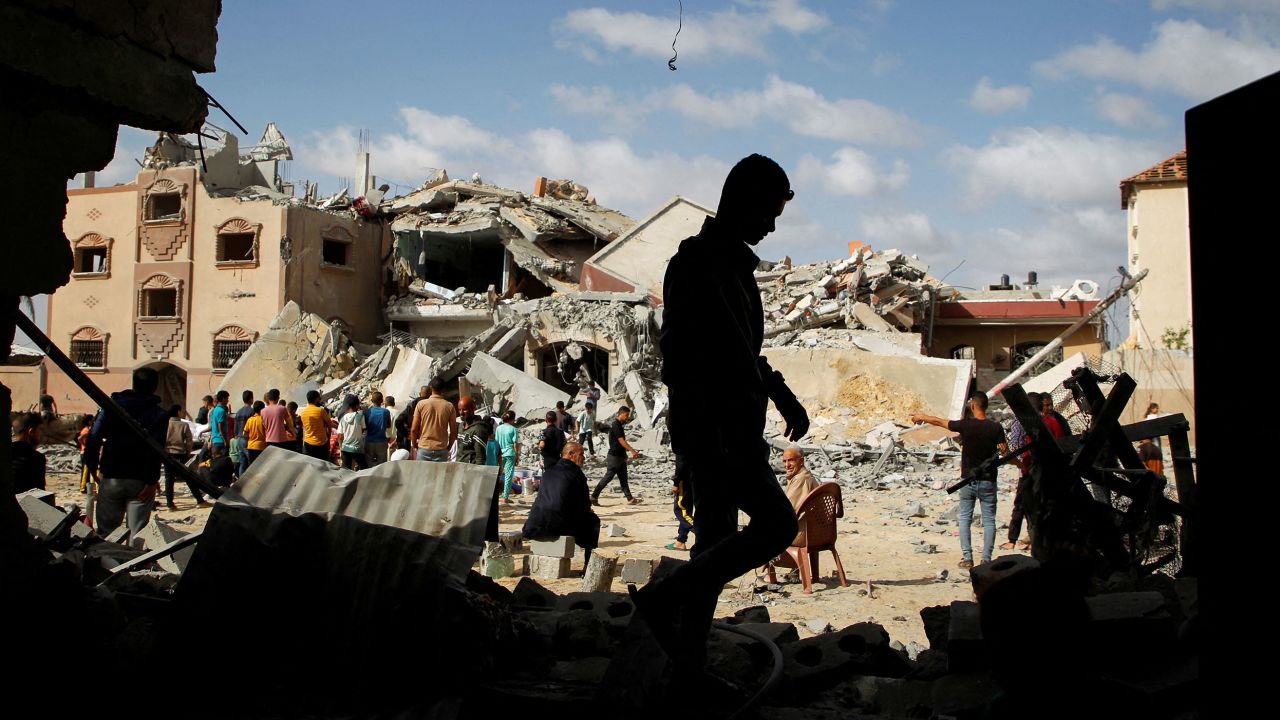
[
  {"xmin": 85, "ymin": 367, "xmax": 169, "ymax": 543},
  {"xmin": 634, "ymin": 154, "xmax": 807, "ymax": 673}
]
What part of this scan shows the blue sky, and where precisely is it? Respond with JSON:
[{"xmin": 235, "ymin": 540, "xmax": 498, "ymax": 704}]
[{"xmin": 72, "ymin": 0, "xmax": 1280, "ymax": 346}]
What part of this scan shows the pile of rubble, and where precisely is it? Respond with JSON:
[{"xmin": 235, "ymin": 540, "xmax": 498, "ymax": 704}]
[{"xmin": 759, "ymin": 245, "xmax": 936, "ymax": 340}]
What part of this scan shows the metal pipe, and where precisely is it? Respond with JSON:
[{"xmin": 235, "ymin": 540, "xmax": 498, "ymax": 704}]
[
  {"xmin": 11, "ymin": 308, "xmax": 223, "ymax": 499},
  {"xmin": 987, "ymin": 269, "xmax": 1147, "ymax": 399}
]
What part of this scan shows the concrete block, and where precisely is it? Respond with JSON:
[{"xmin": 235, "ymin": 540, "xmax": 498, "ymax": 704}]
[
  {"xmin": 17, "ymin": 492, "xmax": 92, "ymax": 539},
  {"xmin": 969, "ymin": 554, "xmax": 1039, "ymax": 599},
  {"xmin": 931, "ymin": 673, "xmax": 998, "ymax": 719},
  {"xmin": 482, "ymin": 554, "xmax": 516, "ymax": 579},
  {"xmin": 1086, "ymin": 591, "xmax": 1177, "ymax": 651},
  {"xmin": 846, "ymin": 676, "xmax": 936, "ymax": 718},
  {"xmin": 620, "ymin": 558, "xmax": 654, "ymax": 584},
  {"xmin": 852, "ymin": 301, "xmax": 894, "ymax": 332},
  {"xmin": 529, "ymin": 536, "xmax": 576, "ymax": 559},
  {"xmin": 946, "ymin": 600, "xmax": 986, "ymax": 672},
  {"xmin": 556, "ymin": 591, "xmax": 636, "ymax": 636},
  {"xmin": 511, "ymin": 576, "xmax": 558, "ymax": 609},
  {"xmin": 134, "ymin": 517, "xmax": 194, "ymax": 575},
  {"xmin": 18, "ymin": 488, "xmax": 55, "ymax": 506},
  {"xmin": 606, "ymin": 523, "xmax": 626, "ymax": 538},
  {"xmin": 729, "ymin": 622, "xmax": 799, "ymax": 646},
  {"xmin": 105, "ymin": 526, "xmax": 130, "ymax": 544},
  {"xmin": 529, "ymin": 555, "xmax": 572, "ymax": 580}
]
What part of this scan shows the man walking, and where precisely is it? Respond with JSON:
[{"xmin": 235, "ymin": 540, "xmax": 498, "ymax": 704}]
[
  {"xmin": 409, "ymin": 378, "xmax": 456, "ymax": 461},
  {"xmin": 912, "ymin": 392, "xmax": 1008, "ymax": 569},
  {"xmin": 576, "ymin": 401, "xmax": 597, "ymax": 456},
  {"xmin": 591, "ymin": 406, "xmax": 641, "ymax": 506},
  {"xmin": 496, "ymin": 410, "xmax": 520, "ymax": 503},
  {"xmin": 632, "ymin": 155, "xmax": 807, "ymax": 674},
  {"xmin": 85, "ymin": 368, "xmax": 170, "ymax": 543}
]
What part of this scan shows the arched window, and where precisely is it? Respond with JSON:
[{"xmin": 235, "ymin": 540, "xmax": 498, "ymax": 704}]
[
  {"xmin": 212, "ymin": 325, "xmax": 256, "ymax": 371},
  {"xmin": 1011, "ymin": 341, "xmax": 1063, "ymax": 377},
  {"xmin": 215, "ymin": 217, "xmax": 261, "ymax": 266},
  {"xmin": 143, "ymin": 178, "xmax": 185, "ymax": 222},
  {"xmin": 138, "ymin": 273, "xmax": 182, "ymax": 319},
  {"xmin": 72, "ymin": 232, "xmax": 112, "ymax": 277},
  {"xmin": 69, "ymin": 326, "xmax": 108, "ymax": 369}
]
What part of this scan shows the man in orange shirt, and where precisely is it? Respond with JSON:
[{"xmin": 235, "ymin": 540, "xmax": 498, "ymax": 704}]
[
  {"xmin": 300, "ymin": 389, "xmax": 337, "ymax": 462},
  {"xmin": 409, "ymin": 378, "xmax": 456, "ymax": 462}
]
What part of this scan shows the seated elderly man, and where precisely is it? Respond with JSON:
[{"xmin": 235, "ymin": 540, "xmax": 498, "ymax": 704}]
[
  {"xmin": 522, "ymin": 441, "xmax": 601, "ymax": 562},
  {"xmin": 782, "ymin": 445, "xmax": 821, "ymax": 545}
]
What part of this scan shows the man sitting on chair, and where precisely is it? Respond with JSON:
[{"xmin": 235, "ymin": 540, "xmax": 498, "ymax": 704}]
[
  {"xmin": 523, "ymin": 441, "xmax": 601, "ymax": 563},
  {"xmin": 782, "ymin": 446, "xmax": 820, "ymax": 545}
]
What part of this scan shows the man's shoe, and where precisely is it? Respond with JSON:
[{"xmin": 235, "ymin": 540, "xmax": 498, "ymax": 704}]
[
  {"xmin": 958, "ymin": 559, "xmax": 974, "ymax": 569},
  {"xmin": 196, "ymin": 501, "xmax": 213, "ymax": 509},
  {"xmin": 627, "ymin": 498, "xmax": 642, "ymax": 505},
  {"xmin": 166, "ymin": 503, "xmax": 178, "ymax": 511},
  {"xmin": 590, "ymin": 496, "xmax": 601, "ymax": 507}
]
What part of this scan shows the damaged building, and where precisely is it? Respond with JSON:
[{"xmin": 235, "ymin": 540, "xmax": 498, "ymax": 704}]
[{"xmin": 48, "ymin": 123, "xmax": 389, "ymax": 412}]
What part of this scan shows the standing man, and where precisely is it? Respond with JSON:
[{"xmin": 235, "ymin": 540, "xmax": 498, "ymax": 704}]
[
  {"xmin": 496, "ymin": 410, "xmax": 521, "ymax": 503},
  {"xmin": 555, "ymin": 400, "xmax": 575, "ymax": 436},
  {"xmin": 576, "ymin": 401, "xmax": 597, "ymax": 456},
  {"xmin": 163, "ymin": 405, "xmax": 205, "ymax": 510},
  {"xmin": 209, "ymin": 390, "xmax": 231, "ymax": 455},
  {"xmin": 299, "ymin": 390, "xmax": 336, "ymax": 462},
  {"xmin": 232, "ymin": 390, "xmax": 255, "ymax": 477},
  {"xmin": 363, "ymin": 392, "xmax": 392, "ymax": 466},
  {"xmin": 455, "ymin": 397, "xmax": 492, "ymax": 465},
  {"xmin": 338, "ymin": 396, "xmax": 367, "ymax": 470},
  {"xmin": 395, "ymin": 386, "xmax": 428, "ymax": 452},
  {"xmin": 10, "ymin": 412, "xmax": 46, "ymax": 494},
  {"xmin": 195, "ymin": 395, "xmax": 214, "ymax": 426},
  {"xmin": 578, "ymin": 380, "xmax": 601, "ymax": 409},
  {"xmin": 539, "ymin": 410, "xmax": 567, "ymax": 472},
  {"xmin": 1001, "ymin": 393, "xmax": 1035, "ymax": 552},
  {"xmin": 260, "ymin": 389, "xmax": 295, "ymax": 452},
  {"xmin": 243, "ymin": 401, "xmax": 267, "ymax": 468},
  {"xmin": 912, "ymin": 392, "xmax": 1008, "ymax": 569},
  {"xmin": 591, "ymin": 407, "xmax": 642, "ymax": 506},
  {"xmin": 631, "ymin": 155, "xmax": 806, "ymax": 674},
  {"xmin": 410, "ymin": 378, "xmax": 456, "ymax": 462},
  {"xmin": 84, "ymin": 367, "xmax": 170, "ymax": 543},
  {"xmin": 383, "ymin": 395, "xmax": 399, "ymax": 450}
]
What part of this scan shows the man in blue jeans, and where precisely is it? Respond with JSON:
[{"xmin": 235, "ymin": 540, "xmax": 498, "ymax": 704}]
[{"xmin": 912, "ymin": 392, "xmax": 1007, "ymax": 569}]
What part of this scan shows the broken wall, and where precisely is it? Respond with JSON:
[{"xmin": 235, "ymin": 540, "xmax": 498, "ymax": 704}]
[
  {"xmin": 1104, "ymin": 347, "xmax": 1196, "ymax": 443},
  {"xmin": 283, "ymin": 205, "xmax": 387, "ymax": 343},
  {"xmin": 0, "ymin": 362, "xmax": 44, "ymax": 410},
  {"xmin": 581, "ymin": 196, "xmax": 712, "ymax": 297},
  {"xmin": 762, "ymin": 347, "xmax": 972, "ymax": 442}
]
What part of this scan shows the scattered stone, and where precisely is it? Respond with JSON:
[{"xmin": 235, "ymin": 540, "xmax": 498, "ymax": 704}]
[
  {"xmin": 619, "ymin": 557, "xmax": 654, "ymax": 585},
  {"xmin": 528, "ymin": 555, "xmax": 572, "ymax": 580},
  {"xmin": 806, "ymin": 618, "xmax": 834, "ymax": 634},
  {"xmin": 606, "ymin": 523, "xmax": 626, "ymax": 537}
]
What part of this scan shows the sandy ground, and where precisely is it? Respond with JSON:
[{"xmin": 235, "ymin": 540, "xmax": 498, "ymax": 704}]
[{"xmin": 43, "ymin": 458, "xmax": 1025, "ymax": 648}]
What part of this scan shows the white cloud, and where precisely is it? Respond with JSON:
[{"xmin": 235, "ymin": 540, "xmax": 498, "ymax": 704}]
[
  {"xmin": 870, "ymin": 52, "xmax": 902, "ymax": 76},
  {"xmin": 942, "ymin": 126, "xmax": 1165, "ymax": 207},
  {"xmin": 556, "ymin": 1, "xmax": 828, "ymax": 63},
  {"xmin": 859, "ymin": 212, "xmax": 944, "ymax": 254},
  {"xmin": 295, "ymin": 107, "xmax": 730, "ymax": 217},
  {"xmin": 1034, "ymin": 19, "xmax": 1280, "ymax": 100},
  {"xmin": 969, "ymin": 77, "xmax": 1031, "ymax": 113},
  {"xmin": 1151, "ymin": 0, "xmax": 1280, "ymax": 13},
  {"xmin": 971, "ymin": 205, "xmax": 1127, "ymax": 291},
  {"xmin": 665, "ymin": 75, "xmax": 926, "ymax": 145},
  {"xmin": 796, "ymin": 147, "xmax": 909, "ymax": 196},
  {"xmin": 1092, "ymin": 91, "xmax": 1167, "ymax": 128}
]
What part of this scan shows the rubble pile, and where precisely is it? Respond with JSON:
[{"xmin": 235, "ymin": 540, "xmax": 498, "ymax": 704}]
[{"xmin": 758, "ymin": 246, "xmax": 936, "ymax": 340}]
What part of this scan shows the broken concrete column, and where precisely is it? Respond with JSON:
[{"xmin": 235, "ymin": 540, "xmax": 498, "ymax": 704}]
[
  {"xmin": 580, "ymin": 551, "xmax": 617, "ymax": 592},
  {"xmin": 134, "ymin": 517, "xmax": 195, "ymax": 574},
  {"xmin": 852, "ymin": 302, "xmax": 895, "ymax": 332},
  {"xmin": 17, "ymin": 490, "xmax": 92, "ymax": 539},
  {"xmin": 623, "ymin": 371, "xmax": 651, "ymax": 427}
]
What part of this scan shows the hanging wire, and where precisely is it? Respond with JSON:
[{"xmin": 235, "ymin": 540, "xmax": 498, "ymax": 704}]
[{"xmin": 668, "ymin": 0, "xmax": 682, "ymax": 71}]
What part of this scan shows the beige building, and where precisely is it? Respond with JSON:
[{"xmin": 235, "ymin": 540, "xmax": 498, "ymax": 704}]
[
  {"xmin": 1121, "ymin": 151, "xmax": 1191, "ymax": 349},
  {"xmin": 49, "ymin": 136, "xmax": 387, "ymax": 414}
]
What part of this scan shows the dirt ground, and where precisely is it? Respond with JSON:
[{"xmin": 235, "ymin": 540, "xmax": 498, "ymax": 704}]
[{"xmin": 44, "ymin": 460, "xmax": 1025, "ymax": 648}]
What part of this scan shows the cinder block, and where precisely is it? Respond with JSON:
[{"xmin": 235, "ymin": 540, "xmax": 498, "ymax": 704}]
[
  {"xmin": 620, "ymin": 558, "xmax": 654, "ymax": 585},
  {"xmin": 970, "ymin": 554, "xmax": 1039, "ymax": 599},
  {"xmin": 780, "ymin": 622, "xmax": 911, "ymax": 701},
  {"xmin": 482, "ymin": 554, "xmax": 516, "ymax": 579},
  {"xmin": 512, "ymin": 577, "xmax": 559, "ymax": 609},
  {"xmin": 530, "ymin": 536, "xmax": 575, "ymax": 559},
  {"xmin": 18, "ymin": 489, "xmax": 55, "ymax": 506},
  {"xmin": 529, "ymin": 554, "xmax": 572, "ymax": 580},
  {"xmin": 946, "ymin": 600, "xmax": 987, "ymax": 672}
]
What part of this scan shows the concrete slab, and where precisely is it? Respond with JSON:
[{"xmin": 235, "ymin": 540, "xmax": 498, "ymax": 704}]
[
  {"xmin": 581, "ymin": 196, "xmax": 711, "ymax": 296},
  {"xmin": 530, "ymin": 535, "xmax": 576, "ymax": 559},
  {"xmin": 466, "ymin": 351, "xmax": 571, "ymax": 421},
  {"xmin": 762, "ymin": 347, "xmax": 972, "ymax": 433},
  {"xmin": 217, "ymin": 301, "xmax": 319, "ymax": 397},
  {"xmin": 1020, "ymin": 351, "xmax": 1089, "ymax": 396},
  {"xmin": 135, "ymin": 517, "xmax": 195, "ymax": 574},
  {"xmin": 17, "ymin": 491, "xmax": 92, "ymax": 539},
  {"xmin": 623, "ymin": 371, "xmax": 651, "ymax": 427},
  {"xmin": 380, "ymin": 346, "xmax": 435, "ymax": 413}
]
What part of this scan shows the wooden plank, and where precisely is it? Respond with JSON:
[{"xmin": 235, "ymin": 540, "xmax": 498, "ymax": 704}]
[{"xmin": 1166, "ymin": 427, "xmax": 1198, "ymax": 577}]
